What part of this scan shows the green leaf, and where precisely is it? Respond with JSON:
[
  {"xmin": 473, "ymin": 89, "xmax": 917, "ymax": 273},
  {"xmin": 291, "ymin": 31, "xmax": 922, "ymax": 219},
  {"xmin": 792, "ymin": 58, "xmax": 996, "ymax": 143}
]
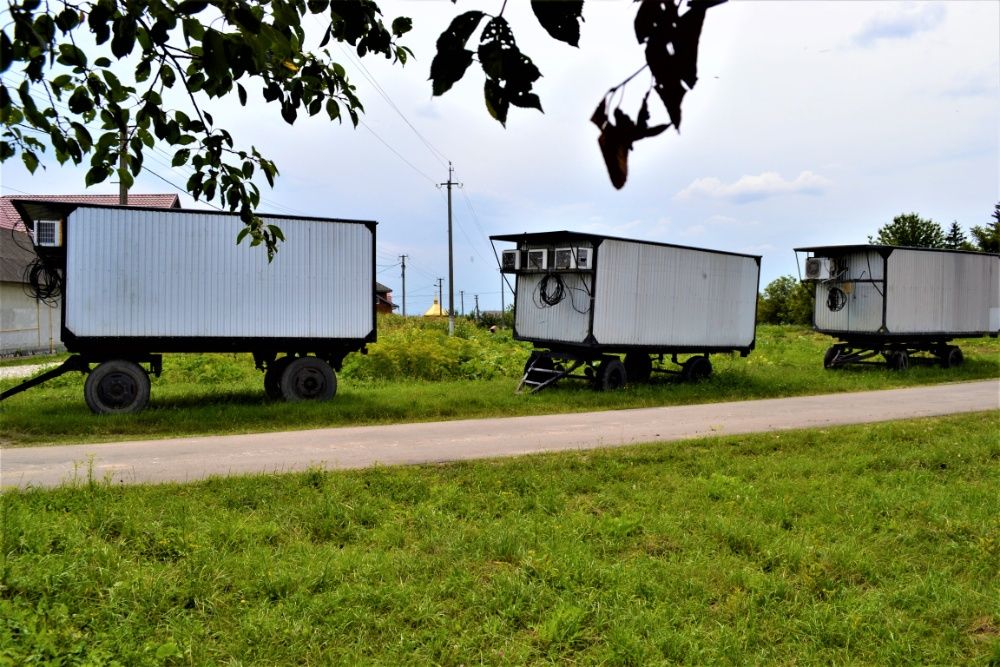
[
  {"xmin": 21, "ymin": 151, "xmax": 39, "ymax": 173},
  {"xmin": 172, "ymin": 149, "xmax": 191, "ymax": 167},
  {"xmin": 484, "ymin": 78, "xmax": 508, "ymax": 126},
  {"xmin": 237, "ymin": 83, "xmax": 247, "ymax": 106},
  {"xmin": 111, "ymin": 17, "xmax": 137, "ymax": 58},
  {"xmin": 177, "ymin": 1, "xmax": 209, "ymax": 15},
  {"xmin": 236, "ymin": 226, "xmax": 251, "ymax": 244},
  {"xmin": 85, "ymin": 165, "xmax": 110, "ymax": 185}
]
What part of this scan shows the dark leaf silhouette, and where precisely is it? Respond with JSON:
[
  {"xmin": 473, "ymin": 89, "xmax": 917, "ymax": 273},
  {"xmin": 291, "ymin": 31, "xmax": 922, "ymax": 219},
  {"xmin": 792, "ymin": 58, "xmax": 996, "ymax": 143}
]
[
  {"xmin": 477, "ymin": 17, "xmax": 542, "ymax": 126},
  {"xmin": 635, "ymin": 0, "xmax": 708, "ymax": 129},
  {"xmin": 430, "ymin": 11, "xmax": 485, "ymax": 96},
  {"xmin": 530, "ymin": 0, "xmax": 584, "ymax": 47},
  {"xmin": 592, "ymin": 92, "xmax": 669, "ymax": 189}
]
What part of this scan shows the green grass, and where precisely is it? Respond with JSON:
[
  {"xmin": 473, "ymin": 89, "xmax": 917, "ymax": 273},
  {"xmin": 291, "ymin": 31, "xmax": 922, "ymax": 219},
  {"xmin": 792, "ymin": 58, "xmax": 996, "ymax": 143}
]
[
  {"xmin": 1, "ymin": 323, "xmax": 998, "ymax": 447},
  {"xmin": 2, "ymin": 413, "xmax": 998, "ymax": 664}
]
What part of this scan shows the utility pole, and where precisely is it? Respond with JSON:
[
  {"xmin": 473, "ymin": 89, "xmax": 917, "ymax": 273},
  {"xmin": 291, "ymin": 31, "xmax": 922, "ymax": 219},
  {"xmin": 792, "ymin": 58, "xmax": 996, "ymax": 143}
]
[
  {"xmin": 399, "ymin": 255, "xmax": 407, "ymax": 317},
  {"xmin": 438, "ymin": 163, "xmax": 461, "ymax": 336},
  {"xmin": 500, "ymin": 270, "xmax": 505, "ymax": 313},
  {"xmin": 474, "ymin": 294, "xmax": 480, "ymax": 320},
  {"xmin": 460, "ymin": 290, "xmax": 464, "ymax": 316},
  {"xmin": 118, "ymin": 127, "xmax": 129, "ymax": 205},
  {"xmin": 436, "ymin": 278, "xmax": 444, "ymax": 313}
]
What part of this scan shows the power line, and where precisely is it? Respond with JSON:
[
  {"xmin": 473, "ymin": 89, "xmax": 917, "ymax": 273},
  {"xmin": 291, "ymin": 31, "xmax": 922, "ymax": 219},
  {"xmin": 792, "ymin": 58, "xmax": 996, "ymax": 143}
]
[{"xmin": 339, "ymin": 45, "xmax": 450, "ymax": 169}]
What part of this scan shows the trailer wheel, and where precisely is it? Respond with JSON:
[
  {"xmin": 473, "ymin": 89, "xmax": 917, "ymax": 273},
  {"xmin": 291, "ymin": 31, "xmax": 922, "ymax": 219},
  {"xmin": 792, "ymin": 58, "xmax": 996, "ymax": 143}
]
[
  {"xmin": 264, "ymin": 356, "xmax": 292, "ymax": 400},
  {"xmin": 823, "ymin": 345, "xmax": 843, "ymax": 369},
  {"xmin": 887, "ymin": 350, "xmax": 910, "ymax": 371},
  {"xmin": 941, "ymin": 346, "xmax": 964, "ymax": 369},
  {"xmin": 681, "ymin": 356, "xmax": 713, "ymax": 382},
  {"xmin": 596, "ymin": 358, "xmax": 627, "ymax": 391},
  {"xmin": 84, "ymin": 360, "xmax": 151, "ymax": 414},
  {"xmin": 280, "ymin": 357, "xmax": 337, "ymax": 402},
  {"xmin": 624, "ymin": 353, "xmax": 652, "ymax": 383}
]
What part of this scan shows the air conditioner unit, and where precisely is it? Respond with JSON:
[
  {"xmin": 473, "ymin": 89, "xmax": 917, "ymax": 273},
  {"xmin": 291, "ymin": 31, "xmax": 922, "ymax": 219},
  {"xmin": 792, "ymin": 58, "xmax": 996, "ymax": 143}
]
[
  {"xmin": 501, "ymin": 249, "xmax": 520, "ymax": 272},
  {"xmin": 805, "ymin": 257, "xmax": 835, "ymax": 280},
  {"xmin": 32, "ymin": 220, "xmax": 62, "ymax": 247},
  {"xmin": 554, "ymin": 248, "xmax": 575, "ymax": 270},
  {"xmin": 526, "ymin": 249, "xmax": 548, "ymax": 271},
  {"xmin": 575, "ymin": 248, "xmax": 592, "ymax": 270}
]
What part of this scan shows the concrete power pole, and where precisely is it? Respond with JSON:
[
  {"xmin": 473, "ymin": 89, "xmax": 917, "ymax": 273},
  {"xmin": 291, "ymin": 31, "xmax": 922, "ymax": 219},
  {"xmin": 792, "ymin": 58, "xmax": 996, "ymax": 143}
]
[
  {"xmin": 439, "ymin": 163, "xmax": 461, "ymax": 336},
  {"xmin": 474, "ymin": 294, "xmax": 480, "ymax": 320},
  {"xmin": 399, "ymin": 255, "xmax": 407, "ymax": 317},
  {"xmin": 500, "ymin": 270, "xmax": 505, "ymax": 313},
  {"xmin": 119, "ymin": 127, "xmax": 129, "ymax": 205},
  {"xmin": 436, "ymin": 278, "xmax": 444, "ymax": 313},
  {"xmin": 460, "ymin": 290, "xmax": 464, "ymax": 316}
]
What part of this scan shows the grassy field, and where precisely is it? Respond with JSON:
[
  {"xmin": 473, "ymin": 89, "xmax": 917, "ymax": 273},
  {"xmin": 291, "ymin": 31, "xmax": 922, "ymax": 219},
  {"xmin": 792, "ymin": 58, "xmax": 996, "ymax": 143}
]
[
  {"xmin": 2, "ymin": 413, "xmax": 998, "ymax": 664},
  {"xmin": 1, "ymin": 320, "xmax": 998, "ymax": 447}
]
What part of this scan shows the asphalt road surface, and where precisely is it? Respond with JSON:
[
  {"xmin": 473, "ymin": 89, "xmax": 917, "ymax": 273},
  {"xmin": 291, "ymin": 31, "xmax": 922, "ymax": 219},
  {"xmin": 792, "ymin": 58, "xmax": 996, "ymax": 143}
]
[{"xmin": 2, "ymin": 380, "xmax": 997, "ymax": 489}]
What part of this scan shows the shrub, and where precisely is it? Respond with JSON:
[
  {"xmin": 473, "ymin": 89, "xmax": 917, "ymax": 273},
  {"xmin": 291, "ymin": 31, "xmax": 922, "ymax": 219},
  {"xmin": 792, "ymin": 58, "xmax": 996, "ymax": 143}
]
[{"xmin": 341, "ymin": 315, "xmax": 531, "ymax": 382}]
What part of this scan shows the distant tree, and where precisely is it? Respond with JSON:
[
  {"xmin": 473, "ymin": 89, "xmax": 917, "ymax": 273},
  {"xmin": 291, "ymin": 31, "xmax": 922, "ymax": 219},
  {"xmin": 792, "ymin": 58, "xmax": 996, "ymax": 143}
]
[
  {"xmin": 868, "ymin": 213, "xmax": 945, "ymax": 248},
  {"xmin": 943, "ymin": 221, "xmax": 973, "ymax": 250},
  {"xmin": 757, "ymin": 276, "xmax": 814, "ymax": 325},
  {"xmin": 969, "ymin": 203, "xmax": 1000, "ymax": 253}
]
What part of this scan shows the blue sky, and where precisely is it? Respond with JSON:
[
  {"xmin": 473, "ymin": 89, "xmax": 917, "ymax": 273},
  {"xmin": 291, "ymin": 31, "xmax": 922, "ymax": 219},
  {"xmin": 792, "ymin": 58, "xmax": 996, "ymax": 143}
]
[{"xmin": 2, "ymin": 1, "xmax": 997, "ymax": 314}]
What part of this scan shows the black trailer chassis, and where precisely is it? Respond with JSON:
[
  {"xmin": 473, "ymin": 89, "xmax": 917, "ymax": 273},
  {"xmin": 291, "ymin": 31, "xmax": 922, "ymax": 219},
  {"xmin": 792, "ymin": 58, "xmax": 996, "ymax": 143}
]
[
  {"xmin": 0, "ymin": 344, "xmax": 364, "ymax": 415},
  {"xmin": 821, "ymin": 336, "xmax": 971, "ymax": 371},
  {"xmin": 519, "ymin": 346, "xmax": 749, "ymax": 394}
]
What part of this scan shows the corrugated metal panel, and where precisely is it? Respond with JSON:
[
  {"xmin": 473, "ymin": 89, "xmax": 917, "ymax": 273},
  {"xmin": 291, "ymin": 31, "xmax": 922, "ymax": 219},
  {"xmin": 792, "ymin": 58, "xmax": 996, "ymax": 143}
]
[
  {"xmin": 886, "ymin": 249, "xmax": 997, "ymax": 334},
  {"xmin": 514, "ymin": 272, "xmax": 592, "ymax": 343},
  {"xmin": 65, "ymin": 208, "xmax": 373, "ymax": 339},
  {"xmin": 591, "ymin": 240, "xmax": 759, "ymax": 347},
  {"xmin": 816, "ymin": 282, "xmax": 883, "ymax": 333},
  {"xmin": 813, "ymin": 248, "xmax": 886, "ymax": 333}
]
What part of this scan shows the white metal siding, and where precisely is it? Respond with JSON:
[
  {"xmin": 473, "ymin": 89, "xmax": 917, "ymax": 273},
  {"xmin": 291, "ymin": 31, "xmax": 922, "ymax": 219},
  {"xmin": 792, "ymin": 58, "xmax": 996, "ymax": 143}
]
[
  {"xmin": 514, "ymin": 272, "xmax": 592, "ymax": 343},
  {"xmin": 814, "ymin": 281, "xmax": 884, "ymax": 332},
  {"xmin": 64, "ymin": 208, "xmax": 373, "ymax": 339},
  {"xmin": 591, "ymin": 240, "xmax": 758, "ymax": 347},
  {"xmin": 885, "ymin": 249, "xmax": 998, "ymax": 334}
]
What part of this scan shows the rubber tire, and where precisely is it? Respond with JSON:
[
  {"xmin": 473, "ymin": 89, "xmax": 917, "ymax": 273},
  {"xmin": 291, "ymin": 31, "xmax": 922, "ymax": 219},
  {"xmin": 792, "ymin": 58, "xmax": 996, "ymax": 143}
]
[
  {"xmin": 941, "ymin": 346, "xmax": 964, "ymax": 369},
  {"xmin": 280, "ymin": 357, "xmax": 336, "ymax": 402},
  {"xmin": 524, "ymin": 353, "xmax": 555, "ymax": 384},
  {"xmin": 624, "ymin": 353, "xmax": 653, "ymax": 383},
  {"xmin": 823, "ymin": 345, "xmax": 842, "ymax": 369},
  {"xmin": 887, "ymin": 350, "xmax": 909, "ymax": 371},
  {"xmin": 596, "ymin": 358, "xmax": 627, "ymax": 392},
  {"xmin": 681, "ymin": 356, "xmax": 713, "ymax": 382},
  {"xmin": 84, "ymin": 360, "xmax": 151, "ymax": 414},
  {"xmin": 264, "ymin": 356, "xmax": 292, "ymax": 400}
]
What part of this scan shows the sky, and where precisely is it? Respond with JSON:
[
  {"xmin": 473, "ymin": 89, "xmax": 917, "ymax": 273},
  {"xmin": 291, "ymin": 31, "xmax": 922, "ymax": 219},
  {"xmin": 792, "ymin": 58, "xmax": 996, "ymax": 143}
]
[{"xmin": 1, "ymin": 0, "xmax": 998, "ymax": 315}]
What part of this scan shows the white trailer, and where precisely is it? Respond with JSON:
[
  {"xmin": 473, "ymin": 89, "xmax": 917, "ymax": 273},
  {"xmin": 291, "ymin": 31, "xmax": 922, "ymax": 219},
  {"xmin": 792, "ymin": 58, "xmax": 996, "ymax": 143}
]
[
  {"xmin": 1, "ymin": 201, "xmax": 376, "ymax": 413},
  {"xmin": 491, "ymin": 232, "xmax": 761, "ymax": 391},
  {"xmin": 795, "ymin": 244, "xmax": 1000, "ymax": 369}
]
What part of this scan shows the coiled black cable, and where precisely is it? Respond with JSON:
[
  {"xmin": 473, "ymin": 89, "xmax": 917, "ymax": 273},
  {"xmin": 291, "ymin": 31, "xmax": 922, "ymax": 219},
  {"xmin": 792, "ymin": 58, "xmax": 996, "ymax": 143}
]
[
  {"xmin": 538, "ymin": 273, "xmax": 565, "ymax": 306},
  {"xmin": 23, "ymin": 257, "xmax": 63, "ymax": 306}
]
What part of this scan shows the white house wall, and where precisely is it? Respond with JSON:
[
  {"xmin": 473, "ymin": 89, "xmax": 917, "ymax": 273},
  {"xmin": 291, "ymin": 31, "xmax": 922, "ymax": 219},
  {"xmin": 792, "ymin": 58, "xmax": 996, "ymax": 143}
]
[
  {"xmin": 0, "ymin": 282, "xmax": 62, "ymax": 354},
  {"xmin": 591, "ymin": 240, "xmax": 758, "ymax": 347},
  {"xmin": 64, "ymin": 208, "xmax": 373, "ymax": 339}
]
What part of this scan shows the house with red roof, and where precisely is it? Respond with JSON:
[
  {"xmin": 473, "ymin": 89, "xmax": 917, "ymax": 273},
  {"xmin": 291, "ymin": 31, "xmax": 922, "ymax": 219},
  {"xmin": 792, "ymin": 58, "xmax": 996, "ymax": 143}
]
[{"xmin": 1, "ymin": 194, "xmax": 180, "ymax": 355}]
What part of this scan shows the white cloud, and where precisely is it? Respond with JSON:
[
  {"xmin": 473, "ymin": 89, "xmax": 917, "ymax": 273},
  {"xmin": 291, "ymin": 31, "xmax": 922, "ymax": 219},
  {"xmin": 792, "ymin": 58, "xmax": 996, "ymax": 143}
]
[
  {"xmin": 675, "ymin": 171, "xmax": 833, "ymax": 204},
  {"xmin": 852, "ymin": 3, "xmax": 946, "ymax": 48}
]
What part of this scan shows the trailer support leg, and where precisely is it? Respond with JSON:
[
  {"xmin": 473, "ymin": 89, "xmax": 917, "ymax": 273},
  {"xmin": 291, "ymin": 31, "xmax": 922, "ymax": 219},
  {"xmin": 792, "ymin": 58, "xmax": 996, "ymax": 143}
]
[{"xmin": 0, "ymin": 356, "xmax": 90, "ymax": 402}]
